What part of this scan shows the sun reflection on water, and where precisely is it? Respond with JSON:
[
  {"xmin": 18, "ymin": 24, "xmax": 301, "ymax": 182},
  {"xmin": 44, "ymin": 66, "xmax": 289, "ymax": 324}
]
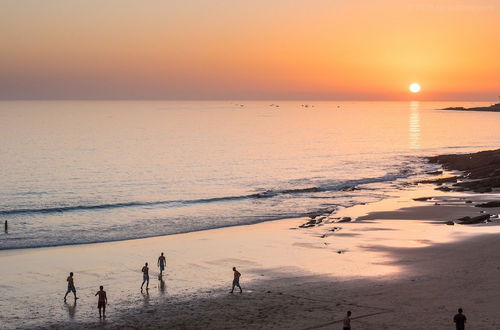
[{"xmin": 409, "ymin": 101, "xmax": 420, "ymax": 149}]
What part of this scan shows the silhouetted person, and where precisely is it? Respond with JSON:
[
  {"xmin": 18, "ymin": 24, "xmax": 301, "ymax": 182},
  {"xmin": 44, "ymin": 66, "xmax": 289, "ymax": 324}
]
[
  {"xmin": 230, "ymin": 267, "xmax": 242, "ymax": 293},
  {"xmin": 95, "ymin": 285, "xmax": 107, "ymax": 318},
  {"xmin": 157, "ymin": 252, "xmax": 166, "ymax": 277},
  {"xmin": 141, "ymin": 262, "xmax": 149, "ymax": 291},
  {"xmin": 454, "ymin": 308, "xmax": 466, "ymax": 330},
  {"xmin": 343, "ymin": 311, "xmax": 352, "ymax": 330},
  {"xmin": 64, "ymin": 272, "xmax": 78, "ymax": 301},
  {"xmin": 4, "ymin": 220, "xmax": 7, "ymax": 233}
]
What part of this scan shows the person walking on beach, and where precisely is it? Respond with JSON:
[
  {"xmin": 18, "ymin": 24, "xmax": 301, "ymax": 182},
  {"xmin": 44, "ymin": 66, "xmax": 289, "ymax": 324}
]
[
  {"xmin": 157, "ymin": 252, "xmax": 166, "ymax": 277},
  {"xmin": 141, "ymin": 262, "xmax": 149, "ymax": 291},
  {"xmin": 230, "ymin": 267, "xmax": 242, "ymax": 293},
  {"xmin": 64, "ymin": 272, "xmax": 78, "ymax": 301},
  {"xmin": 342, "ymin": 311, "xmax": 352, "ymax": 330},
  {"xmin": 95, "ymin": 285, "xmax": 107, "ymax": 318},
  {"xmin": 453, "ymin": 308, "xmax": 467, "ymax": 330}
]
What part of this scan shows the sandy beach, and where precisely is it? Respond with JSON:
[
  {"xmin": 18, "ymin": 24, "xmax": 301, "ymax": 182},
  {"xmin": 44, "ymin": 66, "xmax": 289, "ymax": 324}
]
[{"xmin": 2, "ymin": 181, "xmax": 500, "ymax": 329}]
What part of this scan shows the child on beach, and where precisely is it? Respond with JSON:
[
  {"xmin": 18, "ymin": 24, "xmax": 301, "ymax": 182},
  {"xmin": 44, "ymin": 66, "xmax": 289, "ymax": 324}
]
[
  {"xmin": 230, "ymin": 267, "xmax": 242, "ymax": 293},
  {"xmin": 141, "ymin": 262, "xmax": 149, "ymax": 291},
  {"xmin": 95, "ymin": 285, "xmax": 107, "ymax": 318},
  {"xmin": 342, "ymin": 311, "xmax": 351, "ymax": 330},
  {"xmin": 64, "ymin": 272, "xmax": 78, "ymax": 302}
]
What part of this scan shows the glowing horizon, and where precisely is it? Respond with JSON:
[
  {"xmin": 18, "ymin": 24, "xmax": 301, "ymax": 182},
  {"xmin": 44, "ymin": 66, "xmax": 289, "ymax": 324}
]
[{"xmin": 0, "ymin": 0, "xmax": 499, "ymax": 101}]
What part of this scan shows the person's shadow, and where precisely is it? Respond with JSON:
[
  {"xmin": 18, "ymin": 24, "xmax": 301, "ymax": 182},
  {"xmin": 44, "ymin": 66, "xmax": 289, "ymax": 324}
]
[{"xmin": 64, "ymin": 300, "xmax": 77, "ymax": 319}]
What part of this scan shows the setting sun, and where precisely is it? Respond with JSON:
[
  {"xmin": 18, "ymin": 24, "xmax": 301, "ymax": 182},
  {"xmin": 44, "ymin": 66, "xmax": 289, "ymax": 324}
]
[{"xmin": 409, "ymin": 83, "xmax": 421, "ymax": 93}]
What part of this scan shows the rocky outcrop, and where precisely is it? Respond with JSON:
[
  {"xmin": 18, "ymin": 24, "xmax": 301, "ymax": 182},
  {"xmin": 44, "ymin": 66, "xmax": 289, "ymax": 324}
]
[
  {"xmin": 476, "ymin": 201, "xmax": 500, "ymax": 208},
  {"xmin": 457, "ymin": 214, "xmax": 491, "ymax": 224},
  {"xmin": 427, "ymin": 149, "xmax": 500, "ymax": 193},
  {"xmin": 441, "ymin": 103, "xmax": 500, "ymax": 112}
]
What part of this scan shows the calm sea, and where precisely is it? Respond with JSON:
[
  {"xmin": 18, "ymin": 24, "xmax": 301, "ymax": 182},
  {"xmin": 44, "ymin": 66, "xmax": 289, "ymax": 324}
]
[{"xmin": 1, "ymin": 101, "xmax": 499, "ymax": 249}]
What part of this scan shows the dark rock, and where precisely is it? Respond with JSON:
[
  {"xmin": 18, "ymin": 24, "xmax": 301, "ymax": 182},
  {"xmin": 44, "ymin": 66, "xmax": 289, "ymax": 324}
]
[
  {"xmin": 418, "ymin": 176, "xmax": 458, "ymax": 184},
  {"xmin": 459, "ymin": 214, "xmax": 491, "ymax": 224},
  {"xmin": 474, "ymin": 187, "xmax": 493, "ymax": 193},
  {"xmin": 426, "ymin": 170, "xmax": 443, "ymax": 175},
  {"xmin": 445, "ymin": 220, "xmax": 455, "ymax": 225},
  {"xmin": 476, "ymin": 201, "xmax": 500, "ymax": 208},
  {"xmin": 338, "ymin": 217, "xmax": 352, "ymax": 223},
  {"xmin": 413, "ymin": 197, "xmax": 432, "ymax": 201},
  {"xmin": 436, "ymin": 186, "xmax": 452, "ymax": 192},
  {"xmin": 465, "ymin": 200, "xmax": 473, "ymax": 204}
]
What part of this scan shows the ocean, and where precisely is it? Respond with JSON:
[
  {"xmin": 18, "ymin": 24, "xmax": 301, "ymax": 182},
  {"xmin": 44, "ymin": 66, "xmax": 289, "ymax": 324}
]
[{"xmin": 1, "ymin": 100, "xmax": 499, "ymax": 250}]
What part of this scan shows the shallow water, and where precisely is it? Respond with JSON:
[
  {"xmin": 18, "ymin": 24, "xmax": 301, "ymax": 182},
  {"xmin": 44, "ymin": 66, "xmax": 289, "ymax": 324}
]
[{"xmin": 1, "ymin": 100, "xmax": 499, "ymax": 249}]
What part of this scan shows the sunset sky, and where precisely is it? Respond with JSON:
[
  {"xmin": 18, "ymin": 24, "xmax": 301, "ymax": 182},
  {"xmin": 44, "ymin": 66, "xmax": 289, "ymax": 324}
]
[{"xmin": 1, "ymin": 0, "xmax": 499, "ymax": 100}]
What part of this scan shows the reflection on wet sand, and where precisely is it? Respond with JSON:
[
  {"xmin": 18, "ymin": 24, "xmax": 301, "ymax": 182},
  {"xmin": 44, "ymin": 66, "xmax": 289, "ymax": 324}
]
[
  {"xmin": 64, "ymin": 300, "xmax": 76, "ymax": 319},
  {"xmin": 142, "ymin": 289, "xmax": 150, "ymax": 306},
  {"xmin": 159, "ymin": 276, "xmax": 166, "ymax": 295}
]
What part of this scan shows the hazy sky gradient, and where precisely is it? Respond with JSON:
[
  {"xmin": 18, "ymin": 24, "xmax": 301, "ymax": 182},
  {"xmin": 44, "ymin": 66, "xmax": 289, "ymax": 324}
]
[{"xmin": 1, "ymin": 0, "xmax": 499, "ymax": 100}]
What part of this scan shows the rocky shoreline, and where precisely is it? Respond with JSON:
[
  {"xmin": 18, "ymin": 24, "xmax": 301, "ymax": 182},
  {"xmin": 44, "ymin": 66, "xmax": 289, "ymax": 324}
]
[
  {"xmin": 425, "ymin": 148, "xmax": 500, "ymax": 193},
  {"xmin": 441, "ymin": 103, "xmax": 500, "ymax": 112},
  {"xmin": 295, "ymin": 149, "xmax": 500, "ymax": 229}
]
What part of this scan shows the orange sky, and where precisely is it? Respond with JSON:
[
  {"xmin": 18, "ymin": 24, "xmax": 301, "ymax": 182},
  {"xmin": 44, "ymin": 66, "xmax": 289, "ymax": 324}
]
[{"xmin": 0, "ymin": 0, "xmax": 499, "ymax": 100}]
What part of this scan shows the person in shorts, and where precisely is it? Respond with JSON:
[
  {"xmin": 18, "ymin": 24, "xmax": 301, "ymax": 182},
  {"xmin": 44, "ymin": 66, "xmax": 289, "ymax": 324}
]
[
  {"xmin": 64, "ymin": 272, "xmax": 78, "ymax": 301},
  {"xmin": 230, "ymin": 267, "xmax": 242, "ymax": 293},
  {"xmin": 141, "ymin": 262, "xmax": 149, "ymax": 291},
  {"xmin": 95, "ymin": 285, "xmax": 107, "ymax": 318},
  {"xmin": 157, "ymin": 252, "xmax": 166, "ymax": 277}
]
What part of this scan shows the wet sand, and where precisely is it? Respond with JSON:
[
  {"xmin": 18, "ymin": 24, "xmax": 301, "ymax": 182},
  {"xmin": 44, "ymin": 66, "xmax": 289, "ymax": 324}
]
[{"xmin": 1, "ymin": 184, "xmax": 500, "ymax": 329}]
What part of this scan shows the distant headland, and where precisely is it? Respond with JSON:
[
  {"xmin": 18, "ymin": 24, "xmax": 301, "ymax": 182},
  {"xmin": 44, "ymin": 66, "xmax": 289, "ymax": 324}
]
[{"xmin": 441, "ymin": 103, "xmax": 500, "ymax": 112}]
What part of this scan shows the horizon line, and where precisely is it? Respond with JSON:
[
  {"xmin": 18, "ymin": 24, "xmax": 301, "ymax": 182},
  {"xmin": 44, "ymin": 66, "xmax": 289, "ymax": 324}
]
[{"xmin": 0, "ymin": 97, "xmax": 497, "ymax": 102}]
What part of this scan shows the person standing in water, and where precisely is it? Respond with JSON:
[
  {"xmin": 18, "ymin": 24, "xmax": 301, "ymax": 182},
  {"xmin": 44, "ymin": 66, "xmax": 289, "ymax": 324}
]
[
  {"xmin": 230, "ymin": 267, "xmax": 242, "ymax": 293},
  {"xmin": 4, "ymin": 220, "xmax": 7, "ymax": 233},
  {"xmin": 141, "ymin": 262, "xmax": 149, "ymax": 291},
  {"xmin": 453, "ymin": 308, "xmax": 467, "ymax": 330},
  {"xmin": 342, "ymin": 311, "xmax": 352, "ymax": 330},
  {"xmin": 157, "ymin": 252, "xmax": 166, "ymax": 277},
  {"xmin": 64, "ymin": 272, "xmax": 78, "ymax": 302},
  {"xmin": 95, "ymin": 285, "xmax": 107, "ymax": 318}
]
